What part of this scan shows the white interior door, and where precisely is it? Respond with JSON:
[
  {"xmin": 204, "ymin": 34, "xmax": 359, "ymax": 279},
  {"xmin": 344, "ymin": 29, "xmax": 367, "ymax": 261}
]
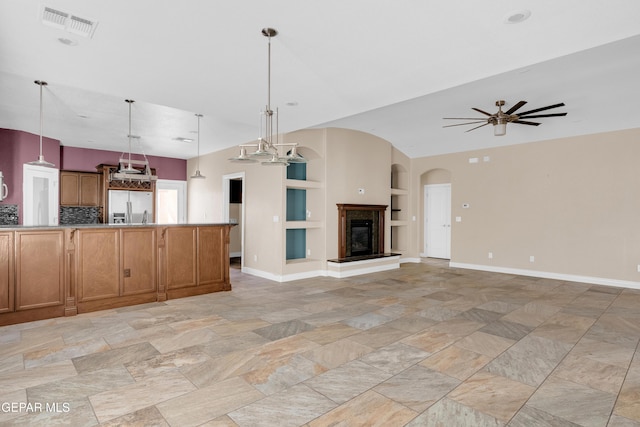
[
  {"xmin": 424, "ymin": 183, "xmax": 451, "ymax": 259},
  {"xmin": 23, "ymin": 164, "xmax": 59, "ymax": 226}
]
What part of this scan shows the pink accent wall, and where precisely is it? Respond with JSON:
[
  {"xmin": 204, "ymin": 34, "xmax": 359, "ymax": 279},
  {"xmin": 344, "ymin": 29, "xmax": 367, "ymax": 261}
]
[
  {"xmin": 60, "ymin": 146, "xmax": 186, "ymax": 180},
  {"xmin": 1, "ymin": 128, "xmax": 187, "ymax": 223}
]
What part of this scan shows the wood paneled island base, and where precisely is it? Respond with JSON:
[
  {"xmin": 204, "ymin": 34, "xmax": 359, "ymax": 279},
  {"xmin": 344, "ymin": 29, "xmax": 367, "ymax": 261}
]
[{"xmin": 0, "ymin": 224, "xmax": 234, "ymax": 326}]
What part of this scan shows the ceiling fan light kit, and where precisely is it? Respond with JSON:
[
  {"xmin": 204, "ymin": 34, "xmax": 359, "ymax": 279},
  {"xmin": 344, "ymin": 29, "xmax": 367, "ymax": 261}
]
[
  {"xmin": 228, "ymin": 28, "xmax": 306, "ymax": 167},
  {"xmin": 443, "ymin": 99, "xmax": 567, "ymax": 136}
]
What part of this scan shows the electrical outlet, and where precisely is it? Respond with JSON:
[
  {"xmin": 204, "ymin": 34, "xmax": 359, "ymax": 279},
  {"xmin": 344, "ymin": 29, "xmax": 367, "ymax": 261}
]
[
  {"xmin": 253, "ymin": 255, "xmax": 258, "ymax": 262},
  {"xmin": 358, "ymin": 188, "xmax": 365, "ymax": 195},
  {"xmin": 488, "ymin": 252, "xmax": 493, "ymax": 259},
  {"xmin": 637, "ymin": 264, "xmax": 640, "ymax": 272},
  {"xmin": 529, "ymin": 255, "xmax": 535, "ymax": 263}
]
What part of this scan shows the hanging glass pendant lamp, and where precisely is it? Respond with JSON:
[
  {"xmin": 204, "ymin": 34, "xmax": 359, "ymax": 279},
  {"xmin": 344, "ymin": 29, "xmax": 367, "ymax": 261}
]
[
  {"xmin": 190, "ymin": 113, "xmax": 206, "ymax": 179},
  {"xmin": 28, "ymin": 80, "xmax": 56, "ymax": 167}
]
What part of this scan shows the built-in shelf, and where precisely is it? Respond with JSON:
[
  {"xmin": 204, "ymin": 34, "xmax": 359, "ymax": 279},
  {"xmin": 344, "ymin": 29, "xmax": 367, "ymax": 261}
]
[
  {"xmin": 390, "ymin": 188, "xmax": 408, "ymax": 195},
  {"xmin": 285, "ymin": 220, "xmax": 323, "ymax": 229},
  {"xmin": 285, "ymin": 179, "xmax": 322, "ymax": 189},
  {"xmin": 390, "ymin": 163, "xmax": 409, "ymax": 257}
]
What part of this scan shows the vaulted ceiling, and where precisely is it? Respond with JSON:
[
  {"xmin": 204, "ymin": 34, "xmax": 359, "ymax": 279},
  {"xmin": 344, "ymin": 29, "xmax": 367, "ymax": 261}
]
[{"xmin": 1, "ymin": 1, "xmax": 639, "ymax": 160}]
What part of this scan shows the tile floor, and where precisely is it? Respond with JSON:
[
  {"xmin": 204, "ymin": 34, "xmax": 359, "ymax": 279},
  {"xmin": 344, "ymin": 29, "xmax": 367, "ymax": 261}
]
[{"xmin": 1, "ymin": 259, "xmax": 639, "ymax": 426}]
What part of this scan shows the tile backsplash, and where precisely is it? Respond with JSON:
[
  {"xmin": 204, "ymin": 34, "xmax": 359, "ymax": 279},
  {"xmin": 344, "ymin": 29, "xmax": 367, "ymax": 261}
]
[
  {"xmin": 59, "ymin": 206, "xmax": 100, "ymax": 225},
  {"xmin": 0, "ymin": 204, "xmax": 19, "ymax": 225}
]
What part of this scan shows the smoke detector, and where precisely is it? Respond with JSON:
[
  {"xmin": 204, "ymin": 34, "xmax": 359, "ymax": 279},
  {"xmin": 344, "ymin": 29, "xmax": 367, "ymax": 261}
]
[{"xmin": 42, "ymin": 6, "xmax": 99, "ymax": 39}]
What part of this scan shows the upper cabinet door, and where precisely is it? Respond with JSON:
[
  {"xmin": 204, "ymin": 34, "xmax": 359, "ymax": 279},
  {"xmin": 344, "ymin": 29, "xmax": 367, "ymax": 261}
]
[
  {"xmin": 60, "ymin": 172, "xmax": 80, "ymax": 206},
  {"xmin": 79, "ymin": 173, "xmax": 99, "ymax": 206}
]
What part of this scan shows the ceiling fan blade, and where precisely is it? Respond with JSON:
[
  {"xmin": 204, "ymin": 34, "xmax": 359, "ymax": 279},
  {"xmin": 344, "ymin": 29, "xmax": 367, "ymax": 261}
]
[
  {"xmin": 442, "ymin": 121, "xmax": 487, "ymax": 128},
  {"xmin": 443, "ymin": 117, "xmax": 487, "ymax": 120},
  {"xmin": 465, "ymin": 122, "xmax": 490, "ymax": 132},
  {"xmin": 518, "ymin": 112, "xmax": 567, "ymax": 119},
  {"xmin": 512, "ymin": 120, "xmax": 541, "ymax": 126},
  {"xmin": 505, "ymin": 100, "xmax": 527, "ymax": 115},
  {"xmin": 471, "ymin": 107, "xmax": 493, "ymax": 116},
  {"xmin": 516, "ymin": 103, "xmax": 565, "ymax": 116}
]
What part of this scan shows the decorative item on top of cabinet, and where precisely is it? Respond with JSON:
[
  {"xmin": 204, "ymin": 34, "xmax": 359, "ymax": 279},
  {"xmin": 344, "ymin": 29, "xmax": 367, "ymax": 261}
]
[{"xmin": 60, "ymin": 171, "xmax": 100, "ymax": 206}]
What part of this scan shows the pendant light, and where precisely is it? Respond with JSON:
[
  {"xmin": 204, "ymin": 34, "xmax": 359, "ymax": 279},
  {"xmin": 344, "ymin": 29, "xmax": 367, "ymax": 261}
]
[
  {"xmin": 111, "ymin": 99, "xmax": 157, "ymax": 182},
  {"xmin": 228, "ymin": 28, "xmax": 305, "ymax": 166},
  {"xmin": 119, "ymin": 99, "xmax": 141, "ymax": 174},
  {"xmin": 28, "ymin": 80, "xmax": 55, "ymax": 167},
  {"xmin": 190, "ymin": 113, "xmax": 206, "ymax": 179}
]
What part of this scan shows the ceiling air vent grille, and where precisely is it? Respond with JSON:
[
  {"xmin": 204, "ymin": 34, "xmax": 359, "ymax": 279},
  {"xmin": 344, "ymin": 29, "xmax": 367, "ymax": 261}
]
[
  {"xmin": 41, "ymin": 6, "xmax": 98, "ymax": 39},
  {"xmin": 42, "ymin": 7, "xmax": 68, "ymax": 28}
]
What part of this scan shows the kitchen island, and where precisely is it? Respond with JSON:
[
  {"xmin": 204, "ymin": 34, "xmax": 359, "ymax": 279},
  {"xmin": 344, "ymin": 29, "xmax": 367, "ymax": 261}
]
[{"xmin": 0, "ymin": 223, "xmax": 235, "ymax": 326}]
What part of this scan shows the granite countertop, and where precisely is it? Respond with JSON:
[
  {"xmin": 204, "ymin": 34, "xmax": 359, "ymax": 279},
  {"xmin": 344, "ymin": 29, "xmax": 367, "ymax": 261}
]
[{"xmin": 0, "ymin": 223, "xmax": 236, "ymax": 230}]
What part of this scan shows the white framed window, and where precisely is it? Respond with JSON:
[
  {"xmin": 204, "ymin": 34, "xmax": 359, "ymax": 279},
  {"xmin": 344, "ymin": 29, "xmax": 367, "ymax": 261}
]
[
  {"xmin": 155, "ymin": 179, "xmax": 187, "ymax": 224},
  {"xmin": 23, "ymin": 164, "xmax": 59, "ymax": 226}
]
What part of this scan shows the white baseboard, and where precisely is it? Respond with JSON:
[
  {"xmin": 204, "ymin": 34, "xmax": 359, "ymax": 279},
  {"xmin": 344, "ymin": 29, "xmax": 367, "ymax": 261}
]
[
  {"xmin": 400, "ymin": 257, "xmax": 421, "ymax": 264},
  {"xmin": 449, "ymin": 262, "xmax": 640, "ymax": 290},
  {"xmin": 229, "ymin": 251, "xmax": 241, "ymax": 258}
]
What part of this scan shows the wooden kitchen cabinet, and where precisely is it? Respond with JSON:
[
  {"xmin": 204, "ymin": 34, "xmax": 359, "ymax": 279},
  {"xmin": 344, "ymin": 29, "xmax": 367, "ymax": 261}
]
[
  {"xmin": 164, "ymin": 226, "xmax": 197, "ymax": 290},
  {"xmin": 0, "ymin": 231, "xmax": 14, "ymax": 314},
  {"xmin": 76, "ymin": 227, "xmax": 157, "ymax": 313},
  {"xmin": 160, "ymin": 225, "xmax": 231, "ymax": 300},
  {"xmin": 1, "ymin": 223, "xmax": 233, "ymax": 324},
  {"xmin": 60, "ymin": 171, "xmax": 100, "ymax": 206},
  {"xmin": 14, "ymin": 229, "xmax": 65, "ymax": 314},
  {"xmin": 198, "ymin": 226, "xmax": 229, "ymax": 291},
  {"xmin": 121, "ymin": 228, "xmax": 156, "ymax": 296}
]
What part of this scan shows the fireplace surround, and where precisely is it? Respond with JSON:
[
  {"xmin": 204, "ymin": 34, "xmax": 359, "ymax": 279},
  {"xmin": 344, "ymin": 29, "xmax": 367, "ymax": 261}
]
[{"xmin": 336, "ymin": 204, "xmax": 387, "ymax": 259}]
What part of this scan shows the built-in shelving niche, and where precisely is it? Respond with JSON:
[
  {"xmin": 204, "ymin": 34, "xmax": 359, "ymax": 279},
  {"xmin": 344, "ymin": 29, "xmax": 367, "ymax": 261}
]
[
  {"xmin": 286, "ymin": 163, "xmax": 307, "ymax": 260},
  {"xmin": 390, "ymin": 163, "xmax": 409, "ymax": 254}
]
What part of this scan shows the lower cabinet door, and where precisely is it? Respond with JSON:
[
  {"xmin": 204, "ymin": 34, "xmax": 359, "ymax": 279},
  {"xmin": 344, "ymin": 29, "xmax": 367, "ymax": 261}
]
[
  {"xmin": 15, "ymin": 230, "xmax": 64, "ymax": 310},
  {"xmin": 121, "ymin": 228, "xmax": 156, "ymax": 295},
  {"xmin": 165, "ymin": 226, "xmax": 197, "ymax": 289},
  {"xmin": 198, "ymin": 226, "xmax": 226, "ymax": 289},
  {"xmin": 77, "ymin": 229, "xmax": 120, "ymax": 301}
]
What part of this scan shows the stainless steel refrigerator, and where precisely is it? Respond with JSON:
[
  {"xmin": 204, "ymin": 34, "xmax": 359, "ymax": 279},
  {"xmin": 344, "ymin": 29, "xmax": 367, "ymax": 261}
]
[{"xmin": 108, "ymin": 190, "xmax": 154, "ymax": 224}]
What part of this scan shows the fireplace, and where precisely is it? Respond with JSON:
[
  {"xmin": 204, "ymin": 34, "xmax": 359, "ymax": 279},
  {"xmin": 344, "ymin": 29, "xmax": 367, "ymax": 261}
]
[
  {"xmin": 350, "ymin": 219, "xmax": 373, "ymax": 256},
  {"xmin": 337, "ymin": 204, "xmax": 387, "ymax": 259}
]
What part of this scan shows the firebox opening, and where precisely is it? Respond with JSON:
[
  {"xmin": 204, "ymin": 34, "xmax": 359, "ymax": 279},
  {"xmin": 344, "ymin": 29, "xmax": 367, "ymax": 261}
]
[{"xmin": 350, "ymin": 219, "xmax": 373, "ymax": 256}]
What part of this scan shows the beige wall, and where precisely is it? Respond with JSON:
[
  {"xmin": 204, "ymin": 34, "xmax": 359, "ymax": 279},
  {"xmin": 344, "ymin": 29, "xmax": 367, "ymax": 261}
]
[
  {"xmin": 411, "ymin": 128, "xmax": 640, "ymax": 284},
  {"xmin": 189, "ymin": 125, "xmax": 640, "ymax": 286},
  {"xmin": 323, "ymin": 128, "xmax": 393, "ymax": 258},
  {"xmin": 187, "ymin": 143, "xmax": 286, "ymax": 275}
]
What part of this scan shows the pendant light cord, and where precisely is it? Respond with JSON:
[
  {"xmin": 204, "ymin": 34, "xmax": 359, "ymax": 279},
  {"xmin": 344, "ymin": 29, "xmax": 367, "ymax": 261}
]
[{"xmin": 126, "ymin": 100, "xmax": 134, "ymax": 168}]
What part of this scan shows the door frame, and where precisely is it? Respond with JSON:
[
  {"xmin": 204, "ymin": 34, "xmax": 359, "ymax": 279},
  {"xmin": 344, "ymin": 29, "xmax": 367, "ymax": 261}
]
[{"xmin": 222, "ymin": 172, "xmax": 245, "ymax": 266}]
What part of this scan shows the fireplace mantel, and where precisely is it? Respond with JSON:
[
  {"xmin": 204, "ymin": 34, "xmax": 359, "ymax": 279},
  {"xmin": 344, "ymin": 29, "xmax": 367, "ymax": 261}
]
[{"xmin": 337, "ymin": 204, "xmax": 387, "ymax": 259}]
